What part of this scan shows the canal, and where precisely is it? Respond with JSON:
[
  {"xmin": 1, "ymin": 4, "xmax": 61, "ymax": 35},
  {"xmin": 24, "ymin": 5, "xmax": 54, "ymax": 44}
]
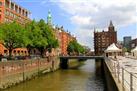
[{"xmin": 4, "ymin": 59, "xmax": 106, "ymax": 91}]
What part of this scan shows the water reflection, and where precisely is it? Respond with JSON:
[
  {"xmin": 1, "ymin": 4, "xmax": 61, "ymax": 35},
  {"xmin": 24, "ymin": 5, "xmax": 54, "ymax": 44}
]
[{"xmin": 5, "ymin": 59, "xmax": 106, "ymax": 91}]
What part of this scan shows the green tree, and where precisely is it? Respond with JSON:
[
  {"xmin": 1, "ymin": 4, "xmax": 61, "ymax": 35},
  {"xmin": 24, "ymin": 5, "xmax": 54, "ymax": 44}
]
[
  {"xmin": 122, "ymin": 47, "xmax": 127, "ymax": 52},
  {"xmin": 0, "ymin": 22, "xmax": 27, "ymax": 59},
  {"xmin": 37, "ymin": 19, "xmax": 59, "ymax": 52},
  {"xmin": 25, "ymin": 20, "xmax": 48, "ymax": 57},
  {"xmin": 25, "ymin": 19, "xmax": 58, "ymax": 57},
  {"xmin": 67, "ymin": 40, "xmax": 86, "ymax": 55}
]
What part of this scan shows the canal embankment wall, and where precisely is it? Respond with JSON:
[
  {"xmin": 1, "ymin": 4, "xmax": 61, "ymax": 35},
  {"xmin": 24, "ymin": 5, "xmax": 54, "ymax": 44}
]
[
  {"xmin": 103, "ymin": 58, "xmax": 122, "ymax": 91},
  {"xmin": 0, "ymin": 56, "xmax": 60, "ymax": 90}
]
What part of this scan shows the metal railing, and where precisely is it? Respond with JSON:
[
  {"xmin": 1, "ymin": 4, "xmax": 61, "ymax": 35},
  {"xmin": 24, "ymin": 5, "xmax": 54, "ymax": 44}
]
[{"xmin": 105, "ymin": 57, "xmax": 137, "ymax": 91}]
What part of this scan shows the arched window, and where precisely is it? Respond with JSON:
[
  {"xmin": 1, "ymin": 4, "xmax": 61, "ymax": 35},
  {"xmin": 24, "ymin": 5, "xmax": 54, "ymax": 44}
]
[{"xmin": 13, "ymin": 50, "xmax": 16, "ymax": 53}]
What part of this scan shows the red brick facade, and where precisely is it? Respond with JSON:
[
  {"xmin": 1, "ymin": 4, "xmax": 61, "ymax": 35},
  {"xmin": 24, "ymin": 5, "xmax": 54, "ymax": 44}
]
[
  {"xmin": 94, "ymin": 21, "xmax": 117, "ymax": 55},
  {"xmin": 54, "ymin": 26, "xmax": 76, "ymax": 55},
  {"xmin": 0, "ymin": 0, "xmax": 30, "ymax": 24},
  {"xmin": 0, "ymin": 0, "xmax": 30, "ymax": 56}
]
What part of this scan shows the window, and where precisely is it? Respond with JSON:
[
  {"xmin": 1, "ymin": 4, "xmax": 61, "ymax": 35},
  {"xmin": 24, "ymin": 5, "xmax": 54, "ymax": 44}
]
[
  {"xmin": 13, "ymin": 50, "xmax": 16, "ymax": 53},
  {"xmin": 5, "ymin": 10, "xmax": 9, "ymax": 16},
  {"xmin": 4, "ymin": 50, "xmax": 8, "ymax": 53},
  {"xmin": 0, "ymin": 2, "xmax": 2, "ymax": 6},
  {"xmin": 17, "ymin": 50, "xmax": 20, "ymax": 53}
]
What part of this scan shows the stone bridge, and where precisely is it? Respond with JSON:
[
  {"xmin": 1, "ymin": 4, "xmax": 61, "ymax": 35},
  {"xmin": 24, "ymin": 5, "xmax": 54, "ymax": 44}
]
[{"xmin": 59, "ymin": 56, "xmax": 104, "ymax": 69}]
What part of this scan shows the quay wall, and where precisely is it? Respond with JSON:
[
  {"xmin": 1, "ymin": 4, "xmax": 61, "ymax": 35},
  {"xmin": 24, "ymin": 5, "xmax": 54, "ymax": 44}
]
[
  {"xmin": 103, "ymin": 58, "xmax": 122, "ymax": 91},
  {"xmin": 0, "ymin": 56, "xmax": 60, "ymax": 90}
]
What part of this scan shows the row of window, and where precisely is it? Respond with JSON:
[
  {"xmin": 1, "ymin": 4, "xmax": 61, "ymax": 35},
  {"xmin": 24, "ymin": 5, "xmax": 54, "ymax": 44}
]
[
  {"xmin": 5, "ymin": 10, "xmax": 24, "ymax": 20},
  {"xmin": 5, "ymin": 18, "xmax": 12, "ymax": 22},
  {"xmin": 4, "ymin": 50, "xmax": 27, "ymax": 54},
  {"xmin": 5, "ymin": 1, "xmax": 28, "ymax": 17},
  {"xmin": 5, "ymin": 10, "xmax": 28, "ymax": 24},
  {"xmin": 0, "ymin": 1, "xmax": 28, "ymax": 17},
  {"xmin": 5, "ymin": 18, "xmax": 26, "ymax": 25}
]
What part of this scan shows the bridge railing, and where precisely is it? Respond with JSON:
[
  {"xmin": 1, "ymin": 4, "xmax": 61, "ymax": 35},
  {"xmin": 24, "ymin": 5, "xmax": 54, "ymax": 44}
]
[{"xmin": 105, "ymin": 57, "xmax": 137, "ymax": 91}]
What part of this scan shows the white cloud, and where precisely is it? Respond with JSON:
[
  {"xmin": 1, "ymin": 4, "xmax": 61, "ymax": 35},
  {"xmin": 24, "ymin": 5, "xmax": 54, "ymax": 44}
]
[
  {"xmin": 73, "ymin": 29, "xmax": 94, "ymax": 49},
  {"xmin": 44, "ymin": 0, "xmax": 137, "ymax": 49},
  {"xmin": 70, "ymin": 15, "xmax": 94, "ymax": 28}
]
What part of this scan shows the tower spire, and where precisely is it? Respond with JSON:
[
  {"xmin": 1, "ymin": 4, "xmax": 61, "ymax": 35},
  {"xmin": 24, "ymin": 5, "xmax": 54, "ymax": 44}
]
[
  {"xmin": 47, "ymin": 10, "xmax": 52, "ymax": 26},
  {"xmin": 108, "ymin": 20, "xmax": 115, "ymax": 32},
  {"xmin": 109, "ymin": 20, "xmax": 114, "ymax": 27},
  {"xmin": 94, "ymin": 27, "xmax": 96, "ymax": 32}
]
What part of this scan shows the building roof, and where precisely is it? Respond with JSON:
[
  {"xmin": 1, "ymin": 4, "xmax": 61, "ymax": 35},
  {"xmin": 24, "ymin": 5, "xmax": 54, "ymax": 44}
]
[
  {"xmin": 13, "ymin": 48, "xmax": 28, "ymax": 51},
  {"xmin": 0, "ymin": 44, "xmax": 8, "ymax": 54},
  {"xmin": 0, "ymin": 44, "xmax": 7, "ymax": 50},
  {"xmin": 105, "ymin": 43, "xmax": 122, "ymax": 52},
  {"xmin": 131, "ymin": 46, "xmax": 137, "ymax": 52}
]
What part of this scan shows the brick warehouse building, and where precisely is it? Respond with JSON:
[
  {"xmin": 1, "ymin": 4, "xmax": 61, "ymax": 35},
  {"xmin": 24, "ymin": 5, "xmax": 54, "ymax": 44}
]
[
  {"xmin": 94, "ymin": 21, "xmax": 117, "ymax": 55},
  {"xmin": 54, "ymin": 26, "xmax": 76, "ymax": 55},
  {"xmin": 47, "ymin": 11, "xmax": 76, "ymax": 56},
  {"xmin": 0, "ymin": 0, "xmax": 30, "ymax": 24},
  {"xmin": 0, "ymin": 0, "xmax": 30, "ymax": 56},
  {"xmin": 59, "ymin": 29, "xmax": 76, "ymax": 55}
]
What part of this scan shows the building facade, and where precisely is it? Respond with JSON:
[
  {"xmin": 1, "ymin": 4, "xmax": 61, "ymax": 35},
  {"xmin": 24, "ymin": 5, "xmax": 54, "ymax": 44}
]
[
  {"xmin": 123, "ymin": 36, "xmax": 132, "ymax": 51},
  {"xmin": 57, "ymin": 27, "xmax": 76, "ymax": 55},
  {"xmin": 53, "ymin": 26, "xmax": 76, "ymax": 55},
  {"xmin": 94, "ymin": 21, "xmax": 117, "ymax": 55},
  {"xmin": 0, "ymin": 0, "xmax": 30, "ymax": 24},
  {"xmin": 0, "ymin": 0, "xmax": 30, "ymax": 57},
  {"xmin": 131, "ymin": 38, "xmax": 137, "ymax": 49}
]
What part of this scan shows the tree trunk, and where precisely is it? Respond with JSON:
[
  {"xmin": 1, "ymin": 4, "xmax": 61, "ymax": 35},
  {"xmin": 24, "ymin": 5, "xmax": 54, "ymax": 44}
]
[
  {"xmin": 9, "ymin": 48, "xmax": 12, "ymax": 60},
  {"xmin": 27, "ymin": 48, "xmax": 31, "ymax": 57},
  {"xmin": 38, "ymin": 48, "xmax": 44, "ymax": 58},
  {"xmin": 27, "ymin": 45, "xmax": 32, "ymax": 57}
]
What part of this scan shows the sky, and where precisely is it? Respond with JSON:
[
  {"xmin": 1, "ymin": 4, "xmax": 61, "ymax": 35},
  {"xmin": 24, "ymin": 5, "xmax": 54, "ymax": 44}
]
[{"xmin": 14, "ymin": 0, "xmax": 137, "ymax": 49}]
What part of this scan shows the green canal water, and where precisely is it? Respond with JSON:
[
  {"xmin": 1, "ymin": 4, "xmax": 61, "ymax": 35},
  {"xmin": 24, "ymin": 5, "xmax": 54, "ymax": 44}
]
[{"xmin": 4, "ymin": 59, "xmax": 106, "ymax": 91}]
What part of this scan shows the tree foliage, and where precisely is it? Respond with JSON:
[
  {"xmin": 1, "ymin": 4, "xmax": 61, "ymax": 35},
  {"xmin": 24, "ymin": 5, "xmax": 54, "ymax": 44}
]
[
  {"xmin": 67, "ymin": 40, "xmax": 86, "ymax": 55},
  {"xmin": 37, "ymin": 19, "xmax": 59, "ymax": 49},
  {"xmin": 0, "ymin": 19, "xmax": 59, "ymax": 58},
  {"xmin": 0, "ymin": 22, "xmax": 27, "ymax": 58}
]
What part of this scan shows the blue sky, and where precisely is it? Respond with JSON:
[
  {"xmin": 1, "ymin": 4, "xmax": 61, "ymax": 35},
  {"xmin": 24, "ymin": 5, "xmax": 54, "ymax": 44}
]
[{"xmin": 14, "ymin": 0, "xmax": 137, "ymax": 49}]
